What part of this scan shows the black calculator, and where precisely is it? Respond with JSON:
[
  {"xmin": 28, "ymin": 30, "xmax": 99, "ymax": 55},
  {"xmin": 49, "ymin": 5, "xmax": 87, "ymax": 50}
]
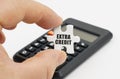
[{"xmin": 13, "ymin": 18, "xmax": 113, "ymax": 79}]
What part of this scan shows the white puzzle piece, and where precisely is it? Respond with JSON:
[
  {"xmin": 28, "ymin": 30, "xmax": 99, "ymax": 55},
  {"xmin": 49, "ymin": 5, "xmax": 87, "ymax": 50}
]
[{"xmin": 47, "ymin": 25, "xmax": 80, "ymax": 54}]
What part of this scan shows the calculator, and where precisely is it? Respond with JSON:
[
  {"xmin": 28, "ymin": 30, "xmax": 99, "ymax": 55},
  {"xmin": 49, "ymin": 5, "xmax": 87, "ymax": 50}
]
[{"xmin": 13, "ymin": 18, "xmax": 113, "ymax": 79}]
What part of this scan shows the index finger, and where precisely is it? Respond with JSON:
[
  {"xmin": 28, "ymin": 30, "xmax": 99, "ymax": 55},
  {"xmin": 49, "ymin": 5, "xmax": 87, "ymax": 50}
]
[
  {"xmin": 0, "ymin": 0, "xmax": 62, "ymax": 30},
  {"xmin": 23, "ymin": 1, "xmax": 62, "ymax": 29}
]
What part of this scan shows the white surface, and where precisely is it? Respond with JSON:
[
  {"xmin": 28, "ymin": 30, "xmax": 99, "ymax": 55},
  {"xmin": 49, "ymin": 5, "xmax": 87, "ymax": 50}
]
[{"xmin": 3, "ymin": 0, "xmax": 120, "ymax": 79}]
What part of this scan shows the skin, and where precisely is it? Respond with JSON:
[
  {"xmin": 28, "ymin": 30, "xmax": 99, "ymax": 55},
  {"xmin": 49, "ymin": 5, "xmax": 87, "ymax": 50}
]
[{"xmin": 0, "ymin": 0, "xmax": 67, "ymax": 79}]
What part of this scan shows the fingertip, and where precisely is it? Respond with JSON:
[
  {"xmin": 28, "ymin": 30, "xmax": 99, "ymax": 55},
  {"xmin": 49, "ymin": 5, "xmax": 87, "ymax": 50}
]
[
  {"xmin": 43, "ymin": 49, "xmax": 67, "ymax": 65},
  {"xmin": 37, "ymin": 14, "xmax": 63, "ymax": 29},
  {"xmin": 28, "ymin": 49, "xmax": 67, "ymax": 66},
  {"xmin": 58, "ymin": 50, "xmax": 67, "ymax": 65}
]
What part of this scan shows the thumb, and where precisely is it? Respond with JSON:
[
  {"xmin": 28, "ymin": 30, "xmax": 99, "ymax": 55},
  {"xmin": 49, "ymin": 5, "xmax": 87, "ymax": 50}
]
[{"xmin": 23, "ymin": 49, "xmax": 67, "ymax": 79}]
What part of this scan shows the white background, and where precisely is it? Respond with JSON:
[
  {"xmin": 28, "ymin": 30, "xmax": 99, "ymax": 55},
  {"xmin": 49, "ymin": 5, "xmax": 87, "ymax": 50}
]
[{"xmin": 3, "ymin": 0, "xmax": 120, "ymax": 79}]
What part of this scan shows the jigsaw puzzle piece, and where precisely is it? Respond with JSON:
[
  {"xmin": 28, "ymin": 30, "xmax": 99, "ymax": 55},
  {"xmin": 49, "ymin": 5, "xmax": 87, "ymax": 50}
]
[
  {"xmin": 65, "ymin": 25, "xmax": 74, "ymax": 34},
  {"xmin": 47, "ymin": 24, "xmax": 80, "ymax": 54},
  {"xmin": 54, "ymin": 26, "xmax": 62, "ymax": 34}
]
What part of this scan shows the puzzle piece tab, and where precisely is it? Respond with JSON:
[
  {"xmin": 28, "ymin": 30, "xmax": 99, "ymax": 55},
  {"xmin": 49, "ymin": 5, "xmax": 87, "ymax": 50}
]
[{"xmin": 47, "ymin": 25, "xmax": 80, "ymax": 54}]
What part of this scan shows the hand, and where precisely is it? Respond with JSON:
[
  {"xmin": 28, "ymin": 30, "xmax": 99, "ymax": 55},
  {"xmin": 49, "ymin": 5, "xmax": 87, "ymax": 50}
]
[{"xmin": 0, "ymin": 0, "xmax": 67, "ymax": 79}]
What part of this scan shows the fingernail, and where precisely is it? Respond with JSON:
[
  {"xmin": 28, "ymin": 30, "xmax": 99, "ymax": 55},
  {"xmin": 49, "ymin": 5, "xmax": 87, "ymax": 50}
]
[
  {"xmin": 51, "ymin": 15, "xmax": 63, "ymax": 28},
  {"xmin": 56, "ymin": 15, "xmax": 63, "ymax": 26}
]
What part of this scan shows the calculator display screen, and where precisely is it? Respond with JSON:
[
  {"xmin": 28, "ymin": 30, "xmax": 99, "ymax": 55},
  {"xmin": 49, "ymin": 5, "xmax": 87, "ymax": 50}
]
[{"xmin": 62, "ymin": 26, "xmax": 98, "ymax": 42}]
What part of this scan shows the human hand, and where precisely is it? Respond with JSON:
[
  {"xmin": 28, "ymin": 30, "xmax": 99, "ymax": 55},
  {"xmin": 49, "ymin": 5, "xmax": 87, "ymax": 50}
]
[{"xmin": 0, "ymin": 0, "xmax": 67, "ymax": 79}]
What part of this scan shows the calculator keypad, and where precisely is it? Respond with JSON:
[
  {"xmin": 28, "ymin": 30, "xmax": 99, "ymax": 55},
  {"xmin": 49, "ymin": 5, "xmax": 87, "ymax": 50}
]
[{"xmin": 17, "ymin": 36, "xmax": 89, "ymax": 70}]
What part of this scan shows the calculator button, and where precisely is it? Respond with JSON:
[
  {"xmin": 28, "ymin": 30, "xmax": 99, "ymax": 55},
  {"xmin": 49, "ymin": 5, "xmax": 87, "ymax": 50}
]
[
  {"xmin": 32, "ymin": 42, "xmax": 42, "ymax": 48},
  {"xmin": 79, "ymin": 42, "xmax": 88, "ymax": 48},
  {"xmin": 19, "ymin": 50, "xmax": 30, "ymax": 57},
  {"xmin": 74, "ymin": 46, "xmax": 84, "ymax": 52},
  {"xmin": 43, "ymin": 34, "xmax": 48, "ymax": 39},
  {"xmin": 38, "ymin": 38, "xmax": 47, "ymax": 44},
  {"xmin": 25, "ymin": 46, "xmax": 36, "ymax": 52},
  {"xmin": 41, "ymin": 46, "xmax": 52, "ymax": 50},
  {"xmin": 47, "ymin": 42, "xmax": 54, "ymax": 48}
]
